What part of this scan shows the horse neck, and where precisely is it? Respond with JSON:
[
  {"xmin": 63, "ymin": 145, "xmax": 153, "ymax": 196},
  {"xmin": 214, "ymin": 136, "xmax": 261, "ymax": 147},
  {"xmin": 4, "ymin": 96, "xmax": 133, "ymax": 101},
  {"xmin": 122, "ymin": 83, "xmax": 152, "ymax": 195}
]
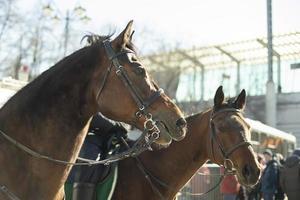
[
  {"xmin": 0, "ymin": 48, "xmax": 100, "ymax": 199},
  {"xmin": 1, "ymin": 47, "xmax": 99, "ymax": 136},
  {"xmin": 138, "ymin": 109, "xmax": 213, "ymax": 197}
]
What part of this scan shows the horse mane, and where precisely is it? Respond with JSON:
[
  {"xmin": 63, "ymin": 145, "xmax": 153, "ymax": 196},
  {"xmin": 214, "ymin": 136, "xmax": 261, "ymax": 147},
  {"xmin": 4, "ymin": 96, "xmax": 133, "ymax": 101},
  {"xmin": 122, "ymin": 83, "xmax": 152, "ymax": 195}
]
[
  {"xmin": 0, "ymin": 31, "xmax": 139, "ymax": 122},
  {"xmin": 185, "ymin": 109, "xmax": 210, "ymax": 124},
  {"xmin": 81, "ymin": 33, "xmax": 112, "ymax": 46},
  {"xmin": 0, "ymin": 34, "xmax": 114, "ymax": 119}
]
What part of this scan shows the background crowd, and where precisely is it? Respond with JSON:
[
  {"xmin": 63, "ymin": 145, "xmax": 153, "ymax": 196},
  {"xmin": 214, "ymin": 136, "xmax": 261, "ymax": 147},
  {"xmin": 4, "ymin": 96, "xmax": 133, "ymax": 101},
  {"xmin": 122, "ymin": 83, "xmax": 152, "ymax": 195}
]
[{"xmin": 221, "ymin": 148, "xmax": 300, "ymax": 200}]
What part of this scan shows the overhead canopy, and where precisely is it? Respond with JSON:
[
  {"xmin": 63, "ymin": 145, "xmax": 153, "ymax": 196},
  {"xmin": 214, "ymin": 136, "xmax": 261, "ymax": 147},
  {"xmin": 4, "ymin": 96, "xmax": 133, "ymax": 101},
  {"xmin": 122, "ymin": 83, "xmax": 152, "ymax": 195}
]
[
  {"xmin": 142, "ymin": 32, "xmax": 300, "ymax": 71},
  {"xmin": 246, "ymin": 118, "xmax": 296, "ymax": 143}
]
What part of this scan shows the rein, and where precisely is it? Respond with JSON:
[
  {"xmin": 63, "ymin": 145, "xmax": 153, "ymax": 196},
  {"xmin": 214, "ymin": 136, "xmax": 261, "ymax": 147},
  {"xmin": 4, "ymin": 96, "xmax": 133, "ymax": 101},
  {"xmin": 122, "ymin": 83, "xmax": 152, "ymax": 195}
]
[
  {"xmin": 0, "ymin": 126, "xmax": 156, "ymax": 166},
  {"xmin": 0, "ymin": 186, "xmax": 20, "ymax": 200},
  {"xmin": 120, "ymin": 138, "xmax": 228, "ymax": 200}
]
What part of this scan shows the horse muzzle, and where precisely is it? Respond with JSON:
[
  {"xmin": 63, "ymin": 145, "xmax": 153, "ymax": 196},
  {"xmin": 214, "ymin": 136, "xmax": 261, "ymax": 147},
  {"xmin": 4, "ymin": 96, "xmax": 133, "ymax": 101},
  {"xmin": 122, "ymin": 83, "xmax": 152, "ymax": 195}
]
[
  {"xmin": 237, "ymin": 163, "xmax": 261, "ymax": 187},
  {"xmin": 154, "ymin": 117, "xmax": 187, "ymax": 144}
]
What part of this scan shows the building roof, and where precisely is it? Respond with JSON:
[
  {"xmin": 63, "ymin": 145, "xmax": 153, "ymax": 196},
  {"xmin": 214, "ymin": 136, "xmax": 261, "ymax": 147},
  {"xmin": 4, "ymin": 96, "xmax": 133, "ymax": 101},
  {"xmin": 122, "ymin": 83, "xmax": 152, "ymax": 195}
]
[
  {"xmin": 246, "ymin": 118, "xmax": 296, "ymax": 143},
  {"xmin": 142, "ymin": 31, "xmax": 300, "ymax": 71}
]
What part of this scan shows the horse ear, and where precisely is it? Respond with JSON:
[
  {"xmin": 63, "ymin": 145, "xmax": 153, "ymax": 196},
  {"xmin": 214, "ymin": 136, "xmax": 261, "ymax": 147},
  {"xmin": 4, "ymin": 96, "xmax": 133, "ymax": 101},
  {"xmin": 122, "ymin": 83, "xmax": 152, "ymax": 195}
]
[
  {"xmin": 214, "ymin": 86, "xmax": 224, "ymax": 108},
  {"xmin": 112, "ymin": 20, "xmax": 134, "ymax": 48},
  {"xmin": 234, "ymin": 89, "xmax": 246, "ymax": 110}
]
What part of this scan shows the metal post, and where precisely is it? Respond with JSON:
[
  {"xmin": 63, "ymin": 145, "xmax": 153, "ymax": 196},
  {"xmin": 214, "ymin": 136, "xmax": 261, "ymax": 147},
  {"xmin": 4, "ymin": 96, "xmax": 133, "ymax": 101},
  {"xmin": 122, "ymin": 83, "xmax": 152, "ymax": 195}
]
[
  {"xmin": 236, "ymin": 61, "xmax": 240, "ymax": 94},
  {"xmin": 193, "ymin": 67, "xmax": 197, "ymax": 101},
  {"xmin": 63, "ymin": 10, "xmax": 70, "ymax": 57},
  {"xmin": 200, "ymin": 65, "xmax": 204, "ymax": 101},
  {"xmin": 266, "ymin": 0, "xmax": 277, "ymax": 127},
  {"xmin": 214, "ymin": 46, "xmax": 241, "ymax": 95},
  {"xmin": 277, "ymin": 56, "xmax": 281, "ymax": 93},
  {"xmin": 256, "ymin": 39, "xmax": 281, "ymax": 93},
  {"xmin": 177, "ymin": 51, "xmax": 205, "ymax": 101},
  {"xmin": 267, "ymin": 0, "xmax": 273, "ymax": 82}
]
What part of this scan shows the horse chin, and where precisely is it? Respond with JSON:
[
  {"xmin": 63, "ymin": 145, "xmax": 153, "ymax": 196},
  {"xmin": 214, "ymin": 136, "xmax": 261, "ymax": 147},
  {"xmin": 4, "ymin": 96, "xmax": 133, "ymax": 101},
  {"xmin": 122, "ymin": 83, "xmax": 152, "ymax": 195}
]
[
  {"xmin": 236, "ymin": 170, "xmax": 260, "ymax": 187},
  {"xmin": 151, "ymin": 142, "xmax": 170, "ymax": 150},
  {"xmin": 153, "ymin": 121, "xmax": 173, "ymax": 146},
  {"xmin": 154, "ymin": 132, "xmax": 172, "ymax": 146},
  {"xmin": 154, "ymin": 115, "xmax": 186, "ymax": 142}
]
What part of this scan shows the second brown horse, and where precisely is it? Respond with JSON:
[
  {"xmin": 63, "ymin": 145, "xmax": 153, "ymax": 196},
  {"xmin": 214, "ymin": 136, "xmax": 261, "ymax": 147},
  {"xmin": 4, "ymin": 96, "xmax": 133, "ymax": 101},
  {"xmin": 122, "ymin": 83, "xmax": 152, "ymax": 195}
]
[{"xmin": 113, "ymin": 86, "xmax": 261, "ymax": 200}]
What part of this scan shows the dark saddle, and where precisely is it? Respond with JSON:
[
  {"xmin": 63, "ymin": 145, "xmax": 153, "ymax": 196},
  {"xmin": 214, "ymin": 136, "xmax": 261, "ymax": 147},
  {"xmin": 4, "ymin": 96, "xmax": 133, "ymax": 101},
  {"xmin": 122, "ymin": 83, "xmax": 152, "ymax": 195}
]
[
  {"xmin": 64, "ymin": 132, "xmax": 126, "ymax": 200},
  {"xmin": 67, "ymin": 130, "xmax": 126, "ymax": 183}
]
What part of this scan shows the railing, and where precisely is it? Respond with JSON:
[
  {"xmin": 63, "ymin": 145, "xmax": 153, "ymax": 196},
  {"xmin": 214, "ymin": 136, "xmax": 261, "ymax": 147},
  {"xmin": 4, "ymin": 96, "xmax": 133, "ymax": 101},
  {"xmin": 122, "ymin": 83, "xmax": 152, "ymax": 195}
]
[{"xmin": 177, "ymin": 164, "xmax": 222, "ymax": 200}]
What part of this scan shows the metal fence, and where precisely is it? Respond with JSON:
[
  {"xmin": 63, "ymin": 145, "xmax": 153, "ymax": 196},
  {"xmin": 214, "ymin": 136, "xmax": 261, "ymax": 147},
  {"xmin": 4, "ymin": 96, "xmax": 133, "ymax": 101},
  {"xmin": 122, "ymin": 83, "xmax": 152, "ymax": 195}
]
[{"xmin": 177, "ymin": 164, "xmax": 222, "ymax": 200}]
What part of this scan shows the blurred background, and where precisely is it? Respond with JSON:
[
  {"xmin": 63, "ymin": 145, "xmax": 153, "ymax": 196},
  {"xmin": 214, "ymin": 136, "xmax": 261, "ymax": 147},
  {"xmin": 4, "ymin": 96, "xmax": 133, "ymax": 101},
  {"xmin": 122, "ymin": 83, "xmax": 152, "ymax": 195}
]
[
  {"xmin": 1, "ymin": 0, "xmax": 300, "ymax": 199},
  {"xmin": 1, "ymin": 0, "xmax": 300, "ymax": 144},
  {"xmin": 0, "ymin": 0, "xmax": 299, "ymax": 81}
]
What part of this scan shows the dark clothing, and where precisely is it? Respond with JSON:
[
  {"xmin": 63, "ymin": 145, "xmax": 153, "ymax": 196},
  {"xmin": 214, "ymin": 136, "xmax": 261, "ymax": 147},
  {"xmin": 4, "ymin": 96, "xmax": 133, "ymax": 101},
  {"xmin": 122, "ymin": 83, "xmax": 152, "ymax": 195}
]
[
  {"xmin": 261, "ymin": 160, "xmax": 278, "ymax": 196},
  {"xmin": 247, "ymin": 181, "xmax": 262, "ymax": 200},
  {"xmin": 263, "ymin": 192, "xmax": 274, "ymax": 200},
  {"xmin": 88, "ymin": 113, "xmax": 126, "ymax": 137},
  {"xmin": 66, "ymin": 113, "xmax": 127, "ymax": 183},
  {"xmin": 274, "ymin": 161, "xmax": 285, "ymax": 200},
  {"xmin": 280, "ymin": 155, "xmax": 300, "ymax": 200}
]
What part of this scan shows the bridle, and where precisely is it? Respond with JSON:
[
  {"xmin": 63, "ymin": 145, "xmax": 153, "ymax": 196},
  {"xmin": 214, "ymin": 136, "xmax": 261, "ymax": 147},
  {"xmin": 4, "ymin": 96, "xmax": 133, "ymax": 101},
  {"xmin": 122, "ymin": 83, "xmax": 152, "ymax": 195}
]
[
  {"xmin": 98, "ymin": 39, "xmax": 168, "ymax": 142},
  {"xmin": 210, "ymin": 107, "xmax": 252, "ymax": 173},
  {"xmin": 0, "ymin": 40, "xmax": 168, "ymax": 200},
  {"xmin": 126, "ymin": 108, "xmax": 252, "ymax": 200}
]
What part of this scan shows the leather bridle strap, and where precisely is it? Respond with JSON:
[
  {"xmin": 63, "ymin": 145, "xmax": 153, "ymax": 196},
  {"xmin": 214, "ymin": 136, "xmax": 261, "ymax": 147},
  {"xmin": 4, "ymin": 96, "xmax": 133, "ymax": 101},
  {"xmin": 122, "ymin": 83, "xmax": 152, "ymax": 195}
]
[
  {"xmin": 102, "ymin": 40, "xmax": 164, "ymax": 116},
  {"xmin": 210, "ymin": 108, "xmax": 252, "ymax": 168},
  {"xmin": 223, "ymin": 141, "xmax": 252, "ymax": 158},
  {"xmin": 0, "ymin": 185, "xmax": 20, "ymax": 200},
  {"xmin": 120, "ymin": 137, "xmax": 166, "ymax": 200}
]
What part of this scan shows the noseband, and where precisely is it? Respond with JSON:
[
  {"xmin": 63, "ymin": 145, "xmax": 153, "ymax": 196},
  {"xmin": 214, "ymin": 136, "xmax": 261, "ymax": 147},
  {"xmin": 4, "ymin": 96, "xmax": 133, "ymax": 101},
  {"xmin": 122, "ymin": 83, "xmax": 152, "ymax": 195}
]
[
  {"xmin": 210, "ymin": 108, "xmax": 252, "ymax": 173},
  {"xmin": 98, "ymin": 40, "xmax": 166, "ymax": 142}
]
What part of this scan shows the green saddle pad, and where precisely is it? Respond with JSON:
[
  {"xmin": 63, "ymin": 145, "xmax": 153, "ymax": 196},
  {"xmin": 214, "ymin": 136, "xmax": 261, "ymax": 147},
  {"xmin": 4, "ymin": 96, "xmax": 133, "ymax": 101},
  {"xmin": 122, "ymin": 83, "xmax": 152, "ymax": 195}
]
[{"xmin": 64, "ymin": 164, "xmax": 118, "ymax": 200}]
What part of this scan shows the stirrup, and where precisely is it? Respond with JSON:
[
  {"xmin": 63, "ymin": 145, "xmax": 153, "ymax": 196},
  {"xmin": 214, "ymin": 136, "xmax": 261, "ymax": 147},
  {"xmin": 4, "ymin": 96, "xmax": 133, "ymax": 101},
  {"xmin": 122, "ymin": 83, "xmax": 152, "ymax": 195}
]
[{"xmin": 72, "ymin": 182, "xmax": 96, "ymax": 200}]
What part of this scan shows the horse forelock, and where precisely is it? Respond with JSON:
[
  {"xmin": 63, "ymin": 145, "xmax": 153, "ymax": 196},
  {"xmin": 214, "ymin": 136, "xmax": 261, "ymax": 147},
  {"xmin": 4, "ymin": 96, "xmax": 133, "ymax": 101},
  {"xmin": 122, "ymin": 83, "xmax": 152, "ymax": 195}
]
[{"xmin": 82, "ymin": 33, "xmax": 112, "ymax": 46}]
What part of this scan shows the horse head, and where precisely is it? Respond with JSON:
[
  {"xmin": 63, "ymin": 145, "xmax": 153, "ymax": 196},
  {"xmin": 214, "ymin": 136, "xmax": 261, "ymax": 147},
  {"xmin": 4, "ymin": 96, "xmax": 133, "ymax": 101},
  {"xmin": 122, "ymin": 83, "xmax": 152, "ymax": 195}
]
[
  {"xmin": 89, "ymin": 21, "xmax": 187, "ymax": 146},
  {"xmin": 209, "ymin": 86, "xmax": 261, "ymax": 186}
]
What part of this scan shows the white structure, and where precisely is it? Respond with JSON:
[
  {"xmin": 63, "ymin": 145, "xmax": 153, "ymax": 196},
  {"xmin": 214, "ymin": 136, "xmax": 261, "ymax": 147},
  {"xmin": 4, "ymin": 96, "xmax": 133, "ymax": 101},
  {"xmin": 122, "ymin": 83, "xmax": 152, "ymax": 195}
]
[{"xmin": 0, "ymin": 77, "xmax": 27, "ymax": 107}]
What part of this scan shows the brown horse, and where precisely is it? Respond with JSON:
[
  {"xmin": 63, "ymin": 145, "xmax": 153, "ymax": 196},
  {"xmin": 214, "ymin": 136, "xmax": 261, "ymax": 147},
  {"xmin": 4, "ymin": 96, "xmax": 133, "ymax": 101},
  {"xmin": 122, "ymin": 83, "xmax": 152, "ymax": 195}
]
[
  {"xmin": 0, "ymin": 21, "xmax": 187, "ymax": 200},
  {"xmin": 113, "ymin": 86, "xmax": 261, "ymax": 200}
]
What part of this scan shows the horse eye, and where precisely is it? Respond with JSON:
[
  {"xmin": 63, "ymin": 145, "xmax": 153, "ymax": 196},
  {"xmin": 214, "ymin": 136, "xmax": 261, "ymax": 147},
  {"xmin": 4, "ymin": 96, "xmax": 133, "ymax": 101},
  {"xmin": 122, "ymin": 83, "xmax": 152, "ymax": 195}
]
[
  {"xmin": 131, "ymin": 56, "xmax": 138, "ymax": 62},
  {"xmin": 135, "ymin": 66, "xmax": 146, "ymax": 76}
]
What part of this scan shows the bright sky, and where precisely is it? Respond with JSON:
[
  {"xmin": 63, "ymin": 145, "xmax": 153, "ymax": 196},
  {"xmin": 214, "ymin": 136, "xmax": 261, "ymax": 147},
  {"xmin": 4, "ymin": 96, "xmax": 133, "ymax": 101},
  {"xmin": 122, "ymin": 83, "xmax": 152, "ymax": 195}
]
[{"xmin": 18, "ymin": 0, "xmax": 300, "ymax": 51}]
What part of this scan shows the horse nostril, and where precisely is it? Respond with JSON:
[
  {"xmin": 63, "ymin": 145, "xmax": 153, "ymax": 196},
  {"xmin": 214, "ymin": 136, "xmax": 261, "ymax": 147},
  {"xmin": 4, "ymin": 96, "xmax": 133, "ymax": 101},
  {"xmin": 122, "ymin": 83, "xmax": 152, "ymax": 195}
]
[
  {"xmin": 242, "ymin": 165, "xmax": 252, "ymax": 178},
  {"xmin": 176, "ymin": 118, "xmax": 187, "ymax": 129}
]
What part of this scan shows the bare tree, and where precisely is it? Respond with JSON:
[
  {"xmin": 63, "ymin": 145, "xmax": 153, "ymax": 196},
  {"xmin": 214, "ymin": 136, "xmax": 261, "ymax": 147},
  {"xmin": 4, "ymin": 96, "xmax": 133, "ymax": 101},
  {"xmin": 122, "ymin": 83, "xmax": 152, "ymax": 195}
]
[
  {"xmin": 0, "ymin": 0, "xmax": 18, "ymax": 45},
  {"xmin": 136, "ymin": 27, "xmax": 184, "ymax": 100}
]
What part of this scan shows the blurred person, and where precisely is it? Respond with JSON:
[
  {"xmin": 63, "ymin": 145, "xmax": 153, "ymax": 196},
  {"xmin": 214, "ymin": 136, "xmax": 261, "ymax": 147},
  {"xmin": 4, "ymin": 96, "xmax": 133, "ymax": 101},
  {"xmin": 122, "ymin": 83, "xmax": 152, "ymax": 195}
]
[
  {"xmin": 220, "ymin": 166, "xmax": 240, "ymax": 200},
  {"xmin": 237, "ymin": 185, "xmax": 247, "ymax": 200},
  {"xmin": 275, "ymin": 153, "xmax": 285, "ymax": 166},
  {"xmin": 279, "ymin": 149, "xmax": 300, "ymax": 200},
  {"xmin": 257, "ymin": 153, "xmax": 266, "ymax": 169},
  {"xmin": 274, "ymin": 153, "xmax": 285, "ymax": 200},
  {"xmin": 261, "ymin": 149, "xmax": 279, "ymax": 200}
]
